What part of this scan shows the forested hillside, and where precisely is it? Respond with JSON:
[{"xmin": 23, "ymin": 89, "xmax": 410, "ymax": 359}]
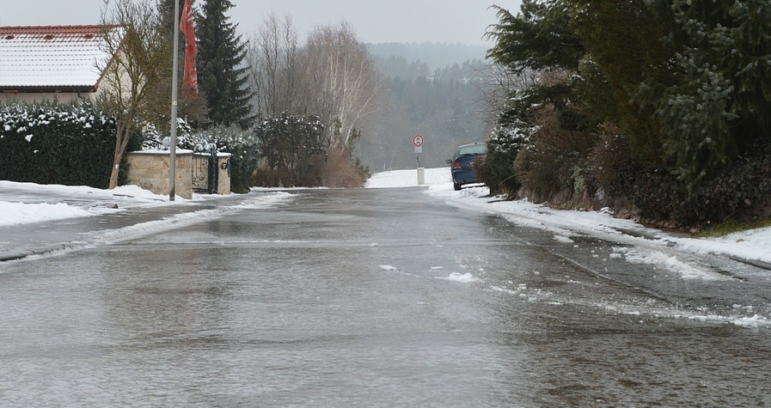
[
  {"xmin": 356, "ymin": 43, "xmax": 492, "ymax": 171},
  {"xmin": 367, "ymin": 43, "xmax": 487, "ymax": 73}
]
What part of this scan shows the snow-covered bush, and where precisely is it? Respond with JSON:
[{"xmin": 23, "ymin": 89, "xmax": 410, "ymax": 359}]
[
  {"xmin": 0, "ymin": 101, "xmax": 122, "ymax": 188},
  {"xmin": 253, "ymin": 113, "xmax": 327, "ymax": 187},
  {"xmin": 140, "ymin": 119, "xmax": 194, "ymax": 151}
]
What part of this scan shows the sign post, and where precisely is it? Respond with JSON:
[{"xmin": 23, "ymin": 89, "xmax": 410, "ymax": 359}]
[{"xmin": 413, "ymin": 134, "xmax": 425, "ymax": 185}]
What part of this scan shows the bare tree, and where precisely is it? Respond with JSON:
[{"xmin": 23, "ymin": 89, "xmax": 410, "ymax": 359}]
[
  {"xmin": 248, "ymin": 13, "xmax": 301, "ymax": 119},
  {"xmin": 98, "ymin": 0, "xmax": 166, "ymax": 189},
  {"xmin": 476, "ymin": 62, "xmax": 542, "ymax": 128},
  {"xmin": 300, "ymin": 22, "xmax": 380, "ymax": 149}
]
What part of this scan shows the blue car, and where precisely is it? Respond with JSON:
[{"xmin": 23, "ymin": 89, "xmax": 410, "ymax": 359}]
[{"xmin": 447, "ymin": 142, "xmax": 486, "ymax": 191}]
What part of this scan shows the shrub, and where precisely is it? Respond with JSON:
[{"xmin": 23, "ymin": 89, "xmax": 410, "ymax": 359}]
[
  {"xmin": 480, "ymin": 107, "xmax": 533, "ymax": 196},
  {"xmin": 587, "ymin": 123, "xmax": 639, "ymax": 201},
  {"xmin": 514, "ymin": 109, "xmax": 599, "ymax": 203},
  {"xmin": 0, "ymin": 101, "xmax": 125, "ymax": 188},
  {"xmin": 254, "ymin": 113, "xmax": 327, "ymax": 187},
  {"xmin": 251, "ymin": 165, "xmax": 294, "ymax": 188},
  {"xmin": 472, "ymin": 155, "xmax": 495, "ymax": 195},
  {"xmin": 310, "ymin": 147, "xmax": 369, "ymax": 188},
  {"xmin": 624, "ymin": 137, "xmax": 771, "ymax": 229}
]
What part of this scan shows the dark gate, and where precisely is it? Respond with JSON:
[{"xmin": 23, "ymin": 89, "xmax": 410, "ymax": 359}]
[{"xmin": 192, "ymin": 149, "xmax": 219, "ymax": 194}]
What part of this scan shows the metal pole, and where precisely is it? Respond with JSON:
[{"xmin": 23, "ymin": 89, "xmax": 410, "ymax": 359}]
[{"xmin": 169, "ymin": 0, "xmax": 180, "ymax": 201}]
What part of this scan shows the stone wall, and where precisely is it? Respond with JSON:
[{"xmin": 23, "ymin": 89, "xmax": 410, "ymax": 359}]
[
  {"xmin": 125, "ymin": 151, "xmax": 194, "ymax": 199},
  {"xmin": 126, "ymin": 151, "xmax": 232, "ymax": 199}
]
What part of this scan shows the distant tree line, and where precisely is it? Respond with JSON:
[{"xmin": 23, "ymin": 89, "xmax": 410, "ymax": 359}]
[
  {"xmin": 356, "ymin": 56, "xmax": 491, "ymax": 171},
  {"xmin": 367, "ymin": 43, "xmax": 488, "ymax": 73},
  {"xmin": 480, "ymin": 0, "xmax": 771, "ymax": 230}
]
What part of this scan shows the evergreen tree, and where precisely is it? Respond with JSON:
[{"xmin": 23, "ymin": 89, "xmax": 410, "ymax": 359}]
[
  {"xmin": 488, "ymin": 0, "xmax": 771, "ymax": 189},
  {"xmin": 196, "ymin": 0, "xmax": 255, "ymax": 129},
  {"xmin": 487, "ymin": 2, "xmax": 594, "ymax": 133},
  {"xmin": 647, "ymin": 0, "xmax": 771, "ymax": 187},
  {"xmin": 157, "ymin": 0, "xmax": 177, "ymax": 34}
]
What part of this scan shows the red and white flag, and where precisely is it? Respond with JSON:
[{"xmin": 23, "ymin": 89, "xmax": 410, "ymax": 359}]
[{"xmin": 180, "ymin": 0, "xmax": 198, "ymax": 97}]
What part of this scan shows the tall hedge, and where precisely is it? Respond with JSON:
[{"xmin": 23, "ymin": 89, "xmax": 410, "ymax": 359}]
[{"xmin": 0, "ymin": 102, "xmax": 124, "ymax": 189}]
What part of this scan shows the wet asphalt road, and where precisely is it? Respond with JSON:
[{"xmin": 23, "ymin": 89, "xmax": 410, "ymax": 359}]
[{"xmin": 1, "ymin": 187, "xmax": 770, "ymax": 407}]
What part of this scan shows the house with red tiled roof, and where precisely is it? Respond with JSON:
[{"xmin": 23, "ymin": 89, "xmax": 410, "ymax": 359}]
[{"xmin": 0, "ymin": 25, "xmax": 124, "ymax": 104}]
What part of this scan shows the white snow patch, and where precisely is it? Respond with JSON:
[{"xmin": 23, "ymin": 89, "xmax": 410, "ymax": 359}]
[
  {"xmin": 732, "ymin": 315, "xmax": 769, "ymax": 328},
  {"xmin": 615, "ymin": 247, "xmax": 732, "ymax": 281},
  {"xmin": 0, "ymin": 202, "xmax": 95, "ymax": 226},
  {"xmin": 553, "ymin": 235, "xmax": 575, "ymax": 244},
  {"xmin": 440, "ymin": 272, "xmax": 480, "ymax": 283},
  {"xmin": 366, "ymin": 168, "xmax": 451, "ymax": 188}
]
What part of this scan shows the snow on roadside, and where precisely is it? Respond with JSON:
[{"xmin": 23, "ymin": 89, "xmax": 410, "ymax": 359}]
[
  {"xmin": 614, "ymin": 247, "xmax": 734, "ymax": 281},
  {"xmin": 366, "ymin": 167, "xmax": 771, "ymax": 268},
  {"xmin": 0, "ymin": 202, "xmax": 96, "ymax": 227},
  {"xmin": 365, "ymin": 168, "xmax": 452, "ymax": 188},
  {"xmin": 0, "ymin": 182, "xmax": 177, "ymax": 227},
  {"xmin": 0, "ymin": 180, "xmax": 288, "ymax": 228}
]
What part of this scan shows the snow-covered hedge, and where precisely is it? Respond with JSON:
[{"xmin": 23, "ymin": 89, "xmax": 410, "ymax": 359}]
[{"xmin": 0, "ymin": 102, "xmax": 123, "ymax": 188}]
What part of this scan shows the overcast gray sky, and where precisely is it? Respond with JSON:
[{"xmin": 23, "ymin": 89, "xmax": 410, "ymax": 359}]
[{"xmin": 0, "ymin": 0, "xmax": 521, "ymax": 45}]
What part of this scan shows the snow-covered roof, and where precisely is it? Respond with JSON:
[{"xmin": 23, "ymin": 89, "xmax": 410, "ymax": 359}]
[{"xmin": 0, "ymin": 25, "xmax": 121, "ymax": 92}]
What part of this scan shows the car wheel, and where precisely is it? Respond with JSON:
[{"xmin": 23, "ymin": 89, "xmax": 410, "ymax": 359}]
[{"xmin": 453, "ymin": 182, "xmax": 461, "ymax": 191}]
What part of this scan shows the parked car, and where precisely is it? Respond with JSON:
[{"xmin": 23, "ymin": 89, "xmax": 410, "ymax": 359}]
[{"xmin": 446, "ymin": 142, "xmax": 486, "ymax": 191}]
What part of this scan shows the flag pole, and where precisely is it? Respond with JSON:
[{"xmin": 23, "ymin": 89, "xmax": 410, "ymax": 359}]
[{"xmin": 169, "ymin": 0, "xmax": 180, "ymax": 201}]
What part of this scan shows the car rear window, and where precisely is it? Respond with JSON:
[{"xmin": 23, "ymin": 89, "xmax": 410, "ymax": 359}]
[{"xmin": 458, "ymin": 144, "xmax": 486, "ymax": 156}]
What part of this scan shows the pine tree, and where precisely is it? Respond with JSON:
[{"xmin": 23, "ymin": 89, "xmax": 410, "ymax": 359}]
[
  {"xmin": 196, "ymin": 0, "xmax": 255, "ymax": 129},
  {"xmin": 157, "ymin": 0, "xmax": 177, "ymax": 34},
  {"xmin": 651, "ymin": 0, "xmax": 771, "ymax": 188}
]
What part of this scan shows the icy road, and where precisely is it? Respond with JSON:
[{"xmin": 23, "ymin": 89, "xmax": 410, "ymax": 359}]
[{"xmin": 1, "ymin": 187, "xmax": 770, "ymax": 407}]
